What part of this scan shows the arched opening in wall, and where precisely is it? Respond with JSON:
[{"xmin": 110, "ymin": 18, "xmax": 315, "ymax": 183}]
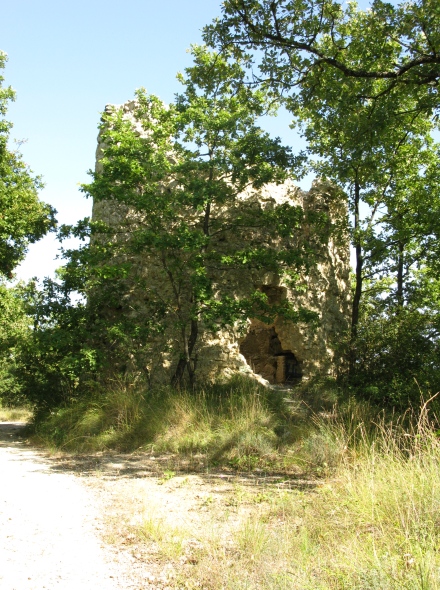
[{"xmin": 239, "ymin": 325, "xmax": 302, "ymax": 385}]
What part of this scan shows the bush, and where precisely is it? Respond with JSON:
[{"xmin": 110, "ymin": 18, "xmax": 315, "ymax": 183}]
[{"xmin": 351, "ymin": 305, "xmax": 440, "ymax": 409}]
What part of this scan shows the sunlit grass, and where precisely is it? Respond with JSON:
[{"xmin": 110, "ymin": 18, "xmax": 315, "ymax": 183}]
[
  {"xmin": 0, "ymin": 406, "xmax": 32, "ymax": 422},
  {"xmin": 32, "ymin": 376, "xmax": 293, "ymax": 463},
  {"xmin": 117, "ymin": 397, "xmax": 440, "ymax": 589},
  {"xmin": 30, "ymin": 377, "xmax": 440, "ymax": 588}
]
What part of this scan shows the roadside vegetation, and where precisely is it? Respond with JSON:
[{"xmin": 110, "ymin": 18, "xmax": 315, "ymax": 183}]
[
  {"xmin": 1, "ymin": 1, "xmax": 440, "ymax": 587},
  {"xmin": 127, "ymin": 405, "xmax": 440, "ymax": 589},
  {"xmin": 34, "ymin": 376, "xmax": 440, "ymax": 589},
  {"xmin": 31, "ymin": 376, "xmax": 340, "ymax": 459},
  {"xmin": 0, "ymin": 405, "xmax": 32, "ymax": 422}
]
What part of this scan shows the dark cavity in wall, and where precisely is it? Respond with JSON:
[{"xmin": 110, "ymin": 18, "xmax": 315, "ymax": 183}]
[
  {"xmin": 259, "ymin": 284, "xmax": 286, "ymax": 305},
  {"xmin": 239, "ymin": 325, "xmax": 302, "ymax": 384}
]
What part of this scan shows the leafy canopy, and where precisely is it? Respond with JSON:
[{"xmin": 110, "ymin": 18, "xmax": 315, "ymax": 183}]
[
  {"xmin": 0, "ymin": 51, "xmax": 56, "ymax": 278},
  {"xmin": 205, "ymin": 0, "xmax": 440, "ymax": 118},
  {"xmin": 82, "ymin": 46, "xmax": 318, "ymax": 386}
]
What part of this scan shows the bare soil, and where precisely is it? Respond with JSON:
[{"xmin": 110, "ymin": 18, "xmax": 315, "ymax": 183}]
[{"xmin": 0, "ymin": 422, "xmax": 317, "ymax": 590}]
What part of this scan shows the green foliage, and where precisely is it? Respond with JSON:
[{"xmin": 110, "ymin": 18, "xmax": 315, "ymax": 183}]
[
  {"xmin": 206, "ymin": 0, "xmax": 440, "ymax": 406},
  {"xmin": 9, "ymin": 278, "xmax": 97, "ymax": 410},
  {"xmin": 292, "ymin": 47, "xmax": 440, "ymax": 366},
  {"xmin": 0, "ymin": 47, "xmax": 342, "ymax": 410},
  {"xmin": 82, "ymin": 46, "xmax": 318, "ymax": 387},
  {"xmin": 0, "ymin": 280, "xmax": 32, "ymax": 405},
  {"xmin": 0, "ymin": 208, "xmax": 172, "ymax": 410},
  {"xmin": 12, "ymin": 266, "xmax": 159, "ymax": 411},
  {"xmin": 0, "ymin": 52, "xmax": 56, "ymax": 277},
  {"xmin": 0, "ymin": 278, "xmax": 92, "ymax": 411},
  {"xmin": 352, "ymin": 297, "xmax": 440, "ymax": 408},
  {"xmin": 205, "ymin": 0, "xmax": 440, "ymax": 117}
]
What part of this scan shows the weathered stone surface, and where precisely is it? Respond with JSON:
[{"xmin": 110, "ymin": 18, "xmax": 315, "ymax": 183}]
[{"xmin": 92, "ymin": 101, "xmax": 351, "ymax": 386}]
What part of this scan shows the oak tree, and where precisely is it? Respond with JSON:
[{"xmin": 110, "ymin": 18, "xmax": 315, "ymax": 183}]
[
  {"xmin": 205, "ymin": 0, "xmax": 440, "ymax": 117},
  {"xmin": 0, "ymin": 52, "xmax": 56, "ymax": 277}
]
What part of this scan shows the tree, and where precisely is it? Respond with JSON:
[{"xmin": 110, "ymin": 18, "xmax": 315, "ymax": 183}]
[
  {"xmin": 291, "ymin": 62, "xmax": 439, "ymax": 357},
  {"xmin": 204, "ymin": 0, "xmax": 440, "ymax": 117},
  {"xmin": 83, "ymin": 46, "xmax": 319, "ymax": 387},
  {"xmin": 205, "ymin": 1, "xmax": 440, "ymax": 392},
  {"xmin": 0, "ymin": 52, "xmax": 57, "ymax": 408},
  {"xmin": 0, "ymin": 280, "xmax": 32, "ymax": 405},
  {"xmin": 0, "ymin": 51, "xmax": 56, "ymax": 277},
  {"xmin": 351, "ymin": 280, "xmax": 440, "ymax": 407}
]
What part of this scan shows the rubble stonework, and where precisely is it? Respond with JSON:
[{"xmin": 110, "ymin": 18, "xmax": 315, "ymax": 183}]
[{"xmin": 92, "ymin": 102, "xmax": 351, "ymax": 386}]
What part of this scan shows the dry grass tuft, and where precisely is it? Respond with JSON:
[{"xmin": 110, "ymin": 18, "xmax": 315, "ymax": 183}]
[
  {"xmin": 100, "ymin": 392, "xmax": 440, "ymax": 589},
  {"xmin": 0, "ymin": 406, "xmax": 32, "ymax": 422}
]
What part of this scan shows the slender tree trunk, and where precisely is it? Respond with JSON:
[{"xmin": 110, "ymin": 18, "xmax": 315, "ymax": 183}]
[
  {"xmin": 396, "ymin": 241, "xmax": 404, "ymax": 308},
  {"xmin": 171, "ymin": 318, "xmax": 199, "ymax": 388},
  {"xmin": 186, "ymin": 318, "xmax": 199, "ymax": 387},
  {"xmin": 350, "ymin": 180, "xmax": 363, "ymax": 375},
  {"xmin": 203, "ymin": 201, "xmax": 211, "ymax": 237},
  {"xmin": 172, "ymin": 169, "xmax": 212, "ymax": 388}
]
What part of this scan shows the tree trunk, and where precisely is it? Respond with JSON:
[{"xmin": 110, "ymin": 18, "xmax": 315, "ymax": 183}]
[
  {"xmin": 172, "ymin": 180, "xmax": 212, "ymax": 388},
  {"xmin": 396, "ymin": 240, "xmax": 404, "ymax": 308},
  {"xmin": 171, "ymin": 315, "xmax": 199, "ymax": 388},
  {"xmin": 349, "ymin": 180, "xmax": 363, "ymax": 375}
]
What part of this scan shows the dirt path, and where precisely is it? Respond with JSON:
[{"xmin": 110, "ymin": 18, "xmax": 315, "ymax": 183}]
[
  {"xmin": 0, "ymin": 422, "xmax": 127, "ymax": 589},
  {"xmin": 0, "ymin": 422, "xmax": 317, "ymax": 590}
]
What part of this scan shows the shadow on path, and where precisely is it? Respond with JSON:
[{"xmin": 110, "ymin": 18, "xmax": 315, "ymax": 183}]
[
  {"xmin": 0, "ymin": 421, "xmax": 321, "ymax": 492},
  {"xmin": 0, "ymin": 422, "xmax": 28, "ymax": 446}
]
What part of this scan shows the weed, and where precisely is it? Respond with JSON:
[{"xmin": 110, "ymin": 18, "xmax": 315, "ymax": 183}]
[
  {"xmin": 236, "ymin": 517, "xmax": 270, "ymax": 559},
  {"xmin": 137, "ymin": 514, "xmax": 186, "ymax": 560},
  {"xmin": 201, "ymin": 495, "xmax": 214, "ymax": 506},
  {"xmin": 159, "ymin": 469, "xmax": 176, "ymax": 484},
  {"xmin": 0, "ymin": 406, "xmax": 32, "ymax": 422}
]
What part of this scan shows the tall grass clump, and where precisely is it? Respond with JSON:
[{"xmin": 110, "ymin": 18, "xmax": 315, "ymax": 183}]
[
  {"xmin": 288, "ymin": 396, "xmax": 440, "ymax": 588},
  {"xmin": 0, "ymin": 404, "xmax": 32, "ymax": 422},
  {"xmin": 31, "ymin": 376, "xmax": 293, "ymax": 461},
  {"xmin": 163, "ymin": 396, "xmax": 440, "ymax": 589}
]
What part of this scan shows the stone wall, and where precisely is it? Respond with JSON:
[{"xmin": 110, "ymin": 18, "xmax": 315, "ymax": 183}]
[
  {"xmin": 193, "ymin": 180, "xmax": 351, "ymax": 384},
  {"xmin": 92, "ymin": 101, "xmax": 351, "ymax": 386}
]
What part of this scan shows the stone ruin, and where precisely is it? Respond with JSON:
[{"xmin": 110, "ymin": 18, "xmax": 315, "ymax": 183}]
[{"xmin": 92, "ymin": 101, "xmax": 351, "ymax": 387}]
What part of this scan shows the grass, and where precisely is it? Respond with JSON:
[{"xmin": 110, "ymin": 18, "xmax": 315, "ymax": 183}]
[
  {"xmin": 0, "ymin": 405, "xmax": 32, "ymax": 422},
  {"xmin": 31, "ymin": 376, "xmax": 297, "ymax": 463},
  {"xmin": 106, "ymin": 397, "xmax": 440, "ymax": 589},
  {"xmin": 29, "ymin": 377, "xmax": 440, "ymax": 588}
]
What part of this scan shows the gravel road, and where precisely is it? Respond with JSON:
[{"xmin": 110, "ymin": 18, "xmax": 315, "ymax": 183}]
[
  {"xmin": 0, "ymin": 421, "xmax": 310, "ymax": 590},
  {"xmin": 0, "ymin": 422, "xmax": 121, "ymax": 590}
]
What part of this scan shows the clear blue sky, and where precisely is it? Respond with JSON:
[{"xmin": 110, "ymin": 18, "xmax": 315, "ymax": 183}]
[{"xmin": 2, "ymin": 0, "xmax": 308, "ymax": 281}]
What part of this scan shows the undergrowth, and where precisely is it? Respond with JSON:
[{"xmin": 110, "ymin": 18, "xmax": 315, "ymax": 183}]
[
  {"xmin": 31, "ymin": 376, "xmax": 348, "ymax": 470},
  {"xmin": 31, "ymin": 377, "xmax": 438, "ymax": 473},
  {"xmin": 172, "ymin": 408, "xmax": 440, "ymax": 588},
  {"xmin": 0, "ymin": 405, "xmax": 32, "ymax": 422},
  {"xmin": 29, "ymin": 377, "xmax": 440, "ymax": 587}
]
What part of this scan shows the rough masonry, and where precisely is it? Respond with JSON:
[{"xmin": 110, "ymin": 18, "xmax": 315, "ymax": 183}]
[{"xmin": 92, "ymin": 101, "xmax": 351, "ymax": 387}]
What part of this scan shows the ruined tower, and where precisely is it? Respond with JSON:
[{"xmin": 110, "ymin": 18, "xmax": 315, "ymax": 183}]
[{"xmin": 92, "ymin": 101, "xmax": 351, "ymax": 386}]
